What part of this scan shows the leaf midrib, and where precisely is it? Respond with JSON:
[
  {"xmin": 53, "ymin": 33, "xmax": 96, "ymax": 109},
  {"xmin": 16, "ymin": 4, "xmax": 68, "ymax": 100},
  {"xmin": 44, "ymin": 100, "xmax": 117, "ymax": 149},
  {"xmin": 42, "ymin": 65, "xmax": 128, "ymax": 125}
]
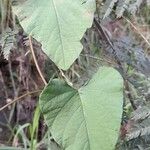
[
  {"xmin": 78, "ymin": 90, "xmax": 91, "ymax": 150},
  {"xmin": 51, "ymin": 90, "xmax": 91, "ymax": 149},
  {"xmin": 51, "ymin": 0, "xmax": 65, "ymax": 67}
]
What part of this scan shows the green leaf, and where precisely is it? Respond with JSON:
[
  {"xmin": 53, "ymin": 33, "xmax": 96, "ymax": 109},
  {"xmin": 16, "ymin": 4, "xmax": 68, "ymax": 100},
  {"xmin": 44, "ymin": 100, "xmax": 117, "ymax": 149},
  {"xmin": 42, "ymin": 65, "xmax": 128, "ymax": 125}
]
[
  {"xmin": 0, "ymin": 147, "xmax": 24, "ymax": 150},
  {"xmin": 12, "ymin": 0, "xmax": 95, "ymax": 70},
  {"xmin": 40, "ymin": 67, "xmax": 123, "ymax": 150}
]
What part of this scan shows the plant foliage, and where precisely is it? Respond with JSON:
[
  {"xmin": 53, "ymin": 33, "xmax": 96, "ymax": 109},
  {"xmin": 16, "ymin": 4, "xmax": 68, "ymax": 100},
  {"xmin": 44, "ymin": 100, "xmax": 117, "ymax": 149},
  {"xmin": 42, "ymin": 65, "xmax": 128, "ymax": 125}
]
[
  {"xmin": 101, "ymin": 0, "xmax": 148, "ymax": 19},
  {"xmin": 12, "ymin": 0, "xmax": 95, "ymax": 70},
  {"xmin": 2, "ymin": 0, "xmax": 148, "ymax": 149},
  {"xmin": 40, "ymin": 67, "xmax": 123, "ymax": 150},
  {"xmin": 0, "ymin": 27, "xmax": 16, "ymax": 60}
]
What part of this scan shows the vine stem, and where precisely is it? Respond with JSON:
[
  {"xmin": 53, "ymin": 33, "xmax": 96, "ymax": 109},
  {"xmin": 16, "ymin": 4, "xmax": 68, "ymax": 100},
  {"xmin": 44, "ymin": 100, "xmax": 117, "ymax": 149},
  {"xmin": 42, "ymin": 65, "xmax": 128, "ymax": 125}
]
[
  {"xmin": 0, "ymin": 35, "xmax": 48, "ymax": 112},
  {"xmin": 29, "ymin": 35, "xmax": 47, "ymax": 86},
  {"xmin": 0, "ymin": 90, "xmax": 42, "ymax": 112}
]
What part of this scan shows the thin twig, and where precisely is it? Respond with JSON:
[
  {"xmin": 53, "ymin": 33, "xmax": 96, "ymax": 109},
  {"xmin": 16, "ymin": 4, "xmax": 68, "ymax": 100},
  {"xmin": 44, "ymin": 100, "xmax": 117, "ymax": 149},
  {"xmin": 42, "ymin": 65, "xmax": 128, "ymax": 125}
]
[
  {"xmin": 0, "ymin": 90, "xmax": 42, "ymax": 112},
  {"xmin": 124, "ymin": 80, "xmax": 137, "ymax": 110},
  {"xmin": 29, "ymin": 35, "xmax": 47, "ymax": 86},
  {"xmin": 80, "ymin": 54, "xmax": 115, "ymax": 65},
  {"xmin": 8, "ymin": 59, "xmax": 18, "ymax": 123},
  {"xmin": 58, "ymin": 68, "xmax": 73, "ymax": 87},
  {"xmin": 123, "ymin": 16, "xmax": 150, "ymax": 48},
  {"xmin": 0, "ymin": 69, "xmax": 8, "ymax": 99}
]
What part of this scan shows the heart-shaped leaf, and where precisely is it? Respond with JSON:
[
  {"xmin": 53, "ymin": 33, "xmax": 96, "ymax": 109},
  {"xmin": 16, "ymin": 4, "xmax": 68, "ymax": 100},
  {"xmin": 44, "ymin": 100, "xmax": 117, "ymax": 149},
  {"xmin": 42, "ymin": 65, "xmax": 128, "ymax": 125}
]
[
  {"xmin": 40, "ymin": 67, "xmax": 123, "ymax": 150},
  {"xmin": 12, "ymin": 0, "xmax": 95, "ymax": 70}
]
